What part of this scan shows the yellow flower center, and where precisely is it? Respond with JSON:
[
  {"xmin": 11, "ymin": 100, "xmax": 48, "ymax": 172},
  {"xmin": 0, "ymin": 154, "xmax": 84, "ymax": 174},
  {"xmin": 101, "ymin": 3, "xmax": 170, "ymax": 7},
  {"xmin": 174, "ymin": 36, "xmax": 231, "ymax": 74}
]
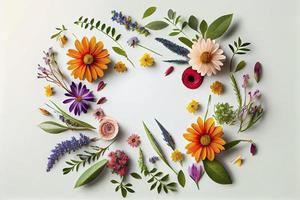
[
  {"xmin": 83, "ymin": 54, "xmax": 94, "ymax": 65},
  {"xmin": 200, "ymin": 135, "xmax": 211, "ymax": 146},
  {"xmin": 75, "ymin": 96, "xmax": 82, "ymax": 102},
  {"xmin": 200, "ymin": 52, "xmax": 212, "ymax": 64}
]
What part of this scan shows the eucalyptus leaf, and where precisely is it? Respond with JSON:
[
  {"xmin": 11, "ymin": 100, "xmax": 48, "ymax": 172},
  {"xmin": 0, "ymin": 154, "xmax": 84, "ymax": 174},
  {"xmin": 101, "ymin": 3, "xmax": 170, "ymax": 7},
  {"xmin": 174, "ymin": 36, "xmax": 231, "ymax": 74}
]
[
  {"xmin": 74, "ymin": 159, "xmax": 108, "ymax": 188},
  {"xmin": 177, "ymin": 170, "xmax": 186, "ymax": 187},
  {"xmin": 203, "ymin": 159, "xmax": 232, "ymax": 184},
  {"xmin": 131, "ymin": 172, "xmax": 142, "ymax": 179},
  {"xmin": 143, "ymin": 7, "xmax": 157, "ymax": 19},
  {"xmin": 178, "ymin": 37, "xmax": 193, "ymax": 48},
  {"xmin": 205, "ymin": 14, "xmax": 233, "ymax": 39},
  {"xmin": 235, "ymin": 60, "xmax": 246, "ymax": 72},
  {"xmin": 188, "ymin": 15, "xmax": 199, "ymax": 32},
  {"xmin": 145, "ymin": 21, "xmax": 169, "ymax": 30},
  {"xmin": 167, "ymin": 9, "xmax": 174, "ymax": 19},
  {"xmin": 112, "ymin": 46, "xmax": 127, "ymax": 57},
  {"xmin": 38, "ymin": 121, "xmax": 69, "ymax": 134}
]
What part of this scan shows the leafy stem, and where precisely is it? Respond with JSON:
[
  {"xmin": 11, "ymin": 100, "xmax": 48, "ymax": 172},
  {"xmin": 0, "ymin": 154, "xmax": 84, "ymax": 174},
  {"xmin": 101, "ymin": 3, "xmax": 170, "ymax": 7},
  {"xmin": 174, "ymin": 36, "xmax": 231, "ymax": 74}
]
[
  {"xmin": 50, "ymin": 25, "xmax": 67, "ymax": 40},
  {"xmin": 63, "ymin": 140, "xmax": 116, "ymax": 174},
  {"xmin": 204, "ymin": 94, "xmax": 212, "ymax": 121},
  {"xmin": 228, "ymin": 37, "xmax": 251, "ymax": 72},
  {"xmin": 74, "ymin": 16, "xmax": 134, "ymax": 67},
  {"xmin": 111, "ymin": 177, "xmax": 135, "ymax": 198}
]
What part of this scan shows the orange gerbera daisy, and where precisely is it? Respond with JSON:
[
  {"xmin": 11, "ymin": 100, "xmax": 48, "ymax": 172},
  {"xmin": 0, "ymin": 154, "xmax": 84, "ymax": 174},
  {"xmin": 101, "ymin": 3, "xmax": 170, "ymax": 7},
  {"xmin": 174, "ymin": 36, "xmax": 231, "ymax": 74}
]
[
  {"xmin": 183, "ymin": 117, "xmax": 226, "ymax": 162},
  {"xmin": 67, "ymin": 36, "xmax": 111, "ymax": 83}
]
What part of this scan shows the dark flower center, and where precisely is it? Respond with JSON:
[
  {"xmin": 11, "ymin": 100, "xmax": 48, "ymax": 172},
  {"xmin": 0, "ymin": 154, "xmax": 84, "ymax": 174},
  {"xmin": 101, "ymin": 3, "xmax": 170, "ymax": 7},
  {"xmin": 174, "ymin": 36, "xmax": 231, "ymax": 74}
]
[
  {"xmin": 200, "ymin": 135, "xmax": 211, "ymax": 146},
  {"xmin": 83, "ymin": 54, "xmax": 94, "ymax": 65},
  {"xmin": 200, "ymin": 52, "xmax": 212, "ymax": 64},
  {"xmin": 188, "ymin": 75, "xmax": 195, "ymax": 82}
]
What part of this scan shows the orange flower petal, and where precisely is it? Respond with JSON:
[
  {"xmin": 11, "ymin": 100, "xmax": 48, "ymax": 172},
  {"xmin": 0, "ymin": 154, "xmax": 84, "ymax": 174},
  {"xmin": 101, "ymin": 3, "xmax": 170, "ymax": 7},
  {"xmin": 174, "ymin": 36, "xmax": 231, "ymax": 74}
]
[
  {"xmin": 187, "ymin": 127, "xmax": 199, "ymax": 135},
  {"xmin": 200, "ymin": 147, "xmax": 207, "ymax": 160},
  {"xmin": 79, "ymin": 65, "xmax": 86, "ymax": 80},
  {"xmin": 95, "ymin": 49, "xmax": 109, "ymax": 58},
  {"xmin": 207, "ymin": 146, "xmax": 215, "ymax": 161},
  {"xmin": 213, "ymin": 138, "xmax": 226, "ymax": 145},
  {"xmin": 90, "ymin": 66, "xmax": 98, "ymax": 81},
  {"xmin": 82, "ymin": 37, "xmax": 89, "ymax": 53},
  {"xmin": 197, "ymin": 117, "xmax": 204, "ymax": 129},
  {"xmin": 85, "ymin": 67, "xmax": 92, "ymax": 82},
  {"xmin": 94, "ymin": 66, "xmax": 104, "ymax": 77},
  {"xmin": 210, "ymin": 143, "xmax": 221, "ymax": 153},
  {"xmin": 191, "ymin": 123, "xmax": 202, "ymax": 134},
  {"xmin": 186, "ymin": 143, "xmax": 200, "ymax": 154},
  {"xmin": 183, "ymin": 133, "xmax": 199, "ymax": 142},
  {"xmin": 93, "ymin": 41, "xmax": 104, "ymax": 55},
  {"xmin": 94, "ymin": 62, "xmax": 108, "ymax": 70},
  {"xmin": 204, "ymin": 117, "xmax": 215, "ymax": 133},
  {"xmin": 67, "ymin": 49, "xmax": 82, "ymax": 59},
  {"xmin": 68, "ymin": 65, "xmax": 81, "ymax": 70},
  {"xmin": 67, "ymin": 59, "xmax": 82, "ymax": 65},
  {"xmin": 211, "ymin": 142, "xmax": 225, "ymax": 151},
  {"xmin": 75, "ymin": 40, "xmax": 85, "ymax": 54},
  {"xmin": 194, "ymin": 148, "xmax": 202, "ymax": 162},
  {"xmin": 95, "ymin": 57, "xmax": 111, "ymax": 65},
  {"xmin": 89, "ymin": 36, "xmax": 97, "ymax": 53},
  {"xmin": 211, "ymin": 126, "xmax": 223, "ymax": 137}
]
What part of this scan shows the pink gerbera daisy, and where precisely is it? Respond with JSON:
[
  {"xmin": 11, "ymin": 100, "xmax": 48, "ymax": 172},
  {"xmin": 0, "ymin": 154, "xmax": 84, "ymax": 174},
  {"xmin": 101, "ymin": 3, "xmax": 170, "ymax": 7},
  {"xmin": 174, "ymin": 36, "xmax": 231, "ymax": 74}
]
[{"xmin": 127, "ymin": 134, "xmax": 141, "ymax": 148}]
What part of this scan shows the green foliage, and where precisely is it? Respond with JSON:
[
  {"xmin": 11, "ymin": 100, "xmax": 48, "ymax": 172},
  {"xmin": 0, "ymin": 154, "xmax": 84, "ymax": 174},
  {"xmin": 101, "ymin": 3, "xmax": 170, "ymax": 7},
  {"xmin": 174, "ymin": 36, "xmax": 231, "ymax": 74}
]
[
  {"xmin": 205, "ymin": 14, "xmax": 233, "ymax": 39},
  {"xmin": 50, "ymin": 24, "xmax": 67, "ymax": 40},
  {"xmin": 214, "ymin": 102, "xmax": 237, "ymax": 125},
  {"xmin": 63, "ymin": 141, "xmax": 114, "ymax": 174},
  {"xmin": 188, "ymin": 15, "xmax": 199, "ymax": 32},
  {"xmin": 74, "ymin": 159, "xmax": 108, "ymax": 188},
  {"xmin": 38, "ymin": 121, "xmax": 69, "ymax": 134},
  {"xmin": 235, "ymin": 60, "xmax": 247, "ymax": 72},
  {"xmin": 229, "ymin": 37, "xmax": 251, "ymax": 72},
  {"xmin": 164, "ymin": 9, "xmax": 188, "ymax": 37},
  {"xmin": 143, "ymin": 7, "xmax": 157, "ymax": 19},
  {"xmin": 177, "ymin": 170, "xmax": 186, "ymax": 187},
  {"xmin": 199, "ymin": 20, "xmax": 208, "ymax": 38},
  {"xmin": 178, "ymin": 37, "xmax": 193, "ymax": 48},
  {"xmin": 203, "ymin": 159, "xmax": 232, "ymax": 185},
  {"xmin": 230, "ymin": 74, "xmax": 242, "ymax": 111},
  {"xmin": 111, "ymin": 179, "xmax": 135, "ymax": 198}
]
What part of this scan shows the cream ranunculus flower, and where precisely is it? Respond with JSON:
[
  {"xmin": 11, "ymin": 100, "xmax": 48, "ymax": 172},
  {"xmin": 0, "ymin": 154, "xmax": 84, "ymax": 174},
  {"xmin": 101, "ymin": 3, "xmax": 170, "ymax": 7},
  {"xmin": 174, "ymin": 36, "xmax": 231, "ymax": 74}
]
[{"xmin": 188, "ymin": 38, "xmax": 226, "ymax": 76}]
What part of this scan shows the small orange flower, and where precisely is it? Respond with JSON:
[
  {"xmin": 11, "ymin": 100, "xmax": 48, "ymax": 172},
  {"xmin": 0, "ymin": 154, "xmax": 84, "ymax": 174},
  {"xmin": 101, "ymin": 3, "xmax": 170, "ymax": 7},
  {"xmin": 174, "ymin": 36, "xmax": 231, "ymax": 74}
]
[
  {"xmin": 183, "ymin": 117, "xmax": 226, "ymax": 162},
  {"xmin": 67, "ymin": 36, "xmax": 111, "ymax": 82}
]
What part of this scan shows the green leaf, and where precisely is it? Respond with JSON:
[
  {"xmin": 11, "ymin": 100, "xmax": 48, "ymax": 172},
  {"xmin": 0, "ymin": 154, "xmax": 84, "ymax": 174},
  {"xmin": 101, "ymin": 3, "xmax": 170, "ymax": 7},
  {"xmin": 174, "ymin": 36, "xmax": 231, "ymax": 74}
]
[
  {"xmin": 74, "ymin": 159, "xmax": 108, "ymax": 188},
  {"xmin": 111, "ymin": 180, "xmax": 118, "ymax": 184},
  {"xmin": 178, "ymin": 37, "xmax": 193, "ymax": 48},
  {"xmin": 50, "ymin": 33, "xmax": 60, "ymax": 39},
  {"xmin": 115, "ymin": 34, "xmax": 121, "ymax": 41},
  {"xmin": 177, "ymin": 170, "xmax": 186, "ymax": 187},
  {"xmin": 145, "ymin": 21, "xmax": 169, "ymax": 30},
  {"xmin": 112, "ymin": 46, "xmax": 127, "ymax": 57},
  {"xmin": 224, "ymin": 140, "xmax": 242, "ymax": 151},
  {"xmin": 106, "ymin": 26, "xmax": 111, "ymax": 34},
  {"xmin": 143, "ymin": 122, "xmax": 176, "ymax": 174},
  {"xmin": 200, "ymin": 20, "xmax": 208, "ymax": 37},
  {"xmin": 203, "ymin": 159, "xmax": 232, "ymax": 184},
  {"xmin": 50, "ymin": 101, "xmax": 95, "ymax": 129},
  {"xmin": 229, "ymin": 74, "xmax": 242, "ymax": 109},
  {"xmin": 167, "ymin": 9, "xmax": 174, "ymax": 19},
  {"xmin": 95, "ymin": 21, "xmax": 100, "ymax": 28},
  {"xmin": 188, "ymin": 15, "xmax": 199, "ymax": 32},
  {"xmin": 150, "ymin": 182, "xmax": 157, "ymax": 190},
  {"xmin": 38, "ymin": 121, "xmax": 69, "ymax": 134},
  {"xmin": 205, "ymin": 14, "xmax": 233, "ymax": 39},
  {"xmin": 143, "ymin": 6, "xmax": 157, "ymax": 19},
  {"xmin": 157, "ymin": 183, "xmax": 162, "ymax": 193},
  {"xmin": 160, "ymin": 174, "xmax": 169, "ymax": 181},
  {"xmin": 235, "ymin": 60, "xmax": 246, "ymax": 72},
  {"xmin": 126, "ymin": 187, "xmax": 135, "ymax": 193},
  {"xmin": 130, "ymin": 172, "xmax": 142, "ymax": 179},
  {"xmin": 169, "ymin": 32, "xmax": 180, "ymax": 36},
  {"xmin": 121, "ymin": 187, "xmax": 127, "ymax": 197}
]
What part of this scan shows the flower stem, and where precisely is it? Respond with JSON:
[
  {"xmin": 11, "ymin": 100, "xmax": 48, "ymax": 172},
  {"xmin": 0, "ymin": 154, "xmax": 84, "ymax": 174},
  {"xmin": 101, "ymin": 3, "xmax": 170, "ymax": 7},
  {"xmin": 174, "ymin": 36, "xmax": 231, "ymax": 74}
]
[
  {"xmin": 138, "ymin": 44, "xmax": 162, "ymax": 56},
  {"xmin": 204, "ymin": 95, "xmax": 212, "ymax": 121}
]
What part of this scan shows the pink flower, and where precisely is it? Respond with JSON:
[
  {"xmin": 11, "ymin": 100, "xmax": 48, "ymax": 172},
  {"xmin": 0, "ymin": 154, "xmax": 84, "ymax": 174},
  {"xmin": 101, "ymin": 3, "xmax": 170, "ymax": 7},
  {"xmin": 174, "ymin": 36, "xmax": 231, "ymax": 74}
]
[
  {"xmin": 107, "ymin": 150, "xmax": 129, "ymax": 177},
  {"xmin": 93, "ymin": 108, "xmax": 105, "ymax": 121},
  {"xmin": 127, "ymin": 134, "xmax": 141, "ymax": 148},
  {"xmin": 242, "ymin": 74, "xmax": 250, "ymax": 88}
]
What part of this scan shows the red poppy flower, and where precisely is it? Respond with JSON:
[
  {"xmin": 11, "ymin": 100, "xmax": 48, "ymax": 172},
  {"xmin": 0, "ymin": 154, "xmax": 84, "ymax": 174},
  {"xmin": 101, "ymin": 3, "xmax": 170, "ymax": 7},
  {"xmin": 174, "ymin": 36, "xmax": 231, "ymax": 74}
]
[{"xmin": 182, "ymin": 67, "xmax": 204, "ymax": 89}]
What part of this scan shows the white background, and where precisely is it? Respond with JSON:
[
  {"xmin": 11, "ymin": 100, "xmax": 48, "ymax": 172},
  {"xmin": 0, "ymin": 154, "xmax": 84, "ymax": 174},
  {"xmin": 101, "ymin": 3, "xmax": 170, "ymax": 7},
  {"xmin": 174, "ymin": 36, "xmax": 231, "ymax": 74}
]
[{"xmin": 0, "ymin": 0, "xmax": 299, "ymax": 199}]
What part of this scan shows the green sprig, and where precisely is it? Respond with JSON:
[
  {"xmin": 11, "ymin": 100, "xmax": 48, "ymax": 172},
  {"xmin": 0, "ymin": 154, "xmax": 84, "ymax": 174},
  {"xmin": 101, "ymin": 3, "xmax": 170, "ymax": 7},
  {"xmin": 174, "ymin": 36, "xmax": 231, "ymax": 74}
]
[
  {"xmin": 50, "ymin": 25, "xmax": 67, "ymax": 40},
  {"xmin": 111, "ymin": 178, "xmax": 135, "ymax": 198},
  {"xmin": 74, "ymin": 16, "xmax": 134, "ymax": 67},
  {"xmin": 229, "ymin": 37, "xmax": 251, "ymax": 72}
]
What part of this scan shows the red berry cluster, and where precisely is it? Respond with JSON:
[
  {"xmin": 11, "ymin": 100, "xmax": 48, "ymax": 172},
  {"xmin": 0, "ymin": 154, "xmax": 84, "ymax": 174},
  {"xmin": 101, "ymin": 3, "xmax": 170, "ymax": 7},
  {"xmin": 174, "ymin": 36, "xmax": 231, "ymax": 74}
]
[{"xmin": 107, "ymin": 150, "xmax": 129, "ymax": 177}]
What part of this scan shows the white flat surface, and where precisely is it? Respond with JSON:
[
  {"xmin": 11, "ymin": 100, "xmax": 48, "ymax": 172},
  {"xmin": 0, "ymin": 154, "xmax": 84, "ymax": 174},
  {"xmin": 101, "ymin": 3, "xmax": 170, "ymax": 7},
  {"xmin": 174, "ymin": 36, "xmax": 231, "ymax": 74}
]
[{"xmin": 0, "ymin": 0, "xmax": 299, "ymax": 199}]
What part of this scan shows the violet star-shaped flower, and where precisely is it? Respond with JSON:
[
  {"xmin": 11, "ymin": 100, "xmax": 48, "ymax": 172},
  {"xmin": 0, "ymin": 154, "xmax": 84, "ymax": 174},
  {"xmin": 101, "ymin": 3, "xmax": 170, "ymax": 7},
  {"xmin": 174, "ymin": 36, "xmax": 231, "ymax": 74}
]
[{"xmin": 63, "ymin": 82, "xmax": 94, "ymax": 115}]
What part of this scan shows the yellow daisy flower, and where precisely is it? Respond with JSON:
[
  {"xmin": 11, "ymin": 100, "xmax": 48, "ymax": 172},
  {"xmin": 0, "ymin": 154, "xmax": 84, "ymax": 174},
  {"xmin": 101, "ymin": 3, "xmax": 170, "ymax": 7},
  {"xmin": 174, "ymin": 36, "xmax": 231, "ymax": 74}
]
[
  {"xmin": 210, "ymin": 81, "xmax": 223, "ymax": 95},
  {"xmin": 44, "ymin": 84, "xmax": 53, "ymax": 97},
  {"xmin": 186, "ymin": 100, "xmax": 199, "ymax": 113},
  {"xmin": 114, "ymin": 61, "xmax": 127, "ymax": 73},
  {"xmin": 171, "ymin": 149, "xmax": 183, "ymax": 162},
  {"xmin": 139, "ymin": 53, "xmax": 154, "ymax": 67}
]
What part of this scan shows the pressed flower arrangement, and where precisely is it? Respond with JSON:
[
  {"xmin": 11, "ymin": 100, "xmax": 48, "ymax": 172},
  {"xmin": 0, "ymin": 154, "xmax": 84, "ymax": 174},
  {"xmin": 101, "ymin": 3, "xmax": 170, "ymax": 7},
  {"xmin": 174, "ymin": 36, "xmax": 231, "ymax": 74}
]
[{"xmin": 36, "ymin": 5, "xmax": 266, "ymax": 198}]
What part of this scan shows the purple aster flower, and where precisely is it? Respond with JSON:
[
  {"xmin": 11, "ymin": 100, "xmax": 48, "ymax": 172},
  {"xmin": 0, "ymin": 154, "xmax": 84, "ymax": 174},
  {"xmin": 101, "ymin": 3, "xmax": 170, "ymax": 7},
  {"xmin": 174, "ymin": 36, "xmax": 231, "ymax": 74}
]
[
  {"xmin": 63, "ymin": 82, "xmax": 94, "ymax": 115},
  {"xmin": 46, "ymin": 133, "xmax": 92, "ymax": 172},
  {"xmin": 188, "ymin": 163, "xmax": 204, "ymax": 190}
]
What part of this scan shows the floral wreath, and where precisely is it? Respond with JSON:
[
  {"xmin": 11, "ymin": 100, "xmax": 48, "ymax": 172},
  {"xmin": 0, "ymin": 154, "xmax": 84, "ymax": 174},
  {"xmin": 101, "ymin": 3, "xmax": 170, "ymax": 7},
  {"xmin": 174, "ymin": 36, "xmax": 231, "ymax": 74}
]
[{"xmin": 37, "ymin": 7, "xmax": 264, "ymax": 197}]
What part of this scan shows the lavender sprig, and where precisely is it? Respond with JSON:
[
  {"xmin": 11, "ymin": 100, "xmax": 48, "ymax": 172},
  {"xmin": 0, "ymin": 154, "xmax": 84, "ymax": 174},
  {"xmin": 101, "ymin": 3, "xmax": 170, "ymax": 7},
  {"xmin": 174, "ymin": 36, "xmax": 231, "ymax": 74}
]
[
  {"xmin": 46, "ymin": 134, "xmax": 96, "ymax": 172},
  {"xmin": 155, "ymin": 119, "xmax": 175, "ymax": 150},
  {"xmin": 155, "ymin": 38, "xmax": 189, "ymax": 58}
]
